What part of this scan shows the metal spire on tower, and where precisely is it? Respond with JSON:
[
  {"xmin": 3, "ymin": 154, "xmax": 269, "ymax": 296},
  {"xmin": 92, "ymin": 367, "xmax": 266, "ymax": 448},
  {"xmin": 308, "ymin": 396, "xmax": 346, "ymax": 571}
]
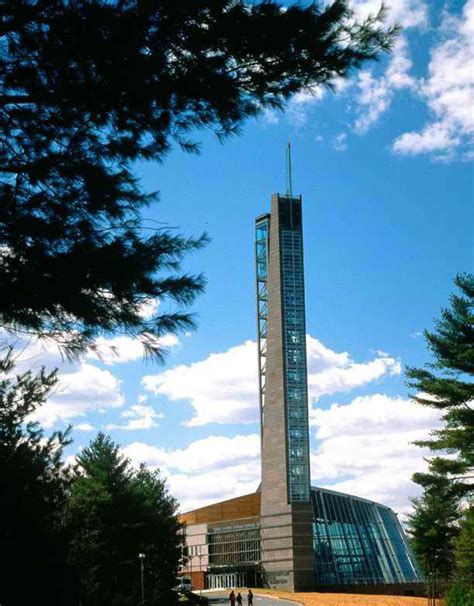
[{"xmin": 286, "ymin": 141, "xmax": 293, "ymax": 198}]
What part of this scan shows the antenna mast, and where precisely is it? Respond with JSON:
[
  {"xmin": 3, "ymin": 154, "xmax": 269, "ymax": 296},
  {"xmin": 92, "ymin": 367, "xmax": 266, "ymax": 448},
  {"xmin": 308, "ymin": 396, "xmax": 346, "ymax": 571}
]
[{"xmin": 286, "ymin": 141, "xmax": 293, "ymax": 198}]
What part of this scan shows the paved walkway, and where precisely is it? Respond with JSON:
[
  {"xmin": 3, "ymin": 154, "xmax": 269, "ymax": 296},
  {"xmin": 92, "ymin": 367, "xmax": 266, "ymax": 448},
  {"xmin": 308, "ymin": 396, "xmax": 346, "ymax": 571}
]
[{"xmin": 202, "ymin": 590, "xmax": 300, "ymax": 606}]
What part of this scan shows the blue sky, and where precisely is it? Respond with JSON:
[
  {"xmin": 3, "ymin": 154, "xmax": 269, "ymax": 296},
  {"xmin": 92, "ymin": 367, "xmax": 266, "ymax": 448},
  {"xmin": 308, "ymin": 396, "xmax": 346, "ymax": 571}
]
[{"xmin": 15, "ymin": 0, "xmax": 473, "ymax": 516}]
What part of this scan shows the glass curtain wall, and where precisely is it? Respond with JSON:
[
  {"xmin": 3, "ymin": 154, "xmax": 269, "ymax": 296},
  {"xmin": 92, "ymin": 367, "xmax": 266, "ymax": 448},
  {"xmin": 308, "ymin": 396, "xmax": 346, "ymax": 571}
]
[
  {"xmin": 207, "ymin": 518, "xmax": 261, "ymax": 567},
  {"xmin": 311, "ymin": 488, "xmax": 422, "ymax": 585},
  {"xmin": 279, "ymin": 197, "xmax": 311, "ymax": 503}
]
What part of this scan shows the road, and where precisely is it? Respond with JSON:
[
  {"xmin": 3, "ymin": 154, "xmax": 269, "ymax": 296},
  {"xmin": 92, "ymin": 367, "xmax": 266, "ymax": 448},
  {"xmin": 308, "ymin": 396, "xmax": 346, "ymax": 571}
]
[{"xmin": 203, "ymin": 590, "xmax": 300, "ymax": 606}]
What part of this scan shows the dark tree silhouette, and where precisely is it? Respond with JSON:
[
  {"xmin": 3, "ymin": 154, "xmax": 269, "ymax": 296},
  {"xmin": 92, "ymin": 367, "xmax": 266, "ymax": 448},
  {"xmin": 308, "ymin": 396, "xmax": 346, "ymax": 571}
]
[
  {"xmin": 66, "ymin": 433, "xmax": 182, "ymax": 606},
  {"xmin": 1, "ymin": 0, "xmax": 398, "ymax": 357},
  {"xmin": 0, "ymin": 350, "xmax": 74, "ymax": 605}
]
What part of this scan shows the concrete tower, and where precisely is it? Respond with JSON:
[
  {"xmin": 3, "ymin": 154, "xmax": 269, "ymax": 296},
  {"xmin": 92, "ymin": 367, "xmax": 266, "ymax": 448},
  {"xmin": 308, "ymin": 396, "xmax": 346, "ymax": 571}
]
[{"xmin": 255, "ymin": 176, "xmax": 315, "ymax": 590}]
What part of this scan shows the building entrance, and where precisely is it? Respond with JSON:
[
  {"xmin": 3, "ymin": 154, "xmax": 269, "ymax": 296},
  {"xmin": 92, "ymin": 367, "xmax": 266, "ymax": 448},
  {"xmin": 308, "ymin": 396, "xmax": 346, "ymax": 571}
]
[{"xmin": 207, "ymin": 573, "xmax": 246, "ymax": 589}]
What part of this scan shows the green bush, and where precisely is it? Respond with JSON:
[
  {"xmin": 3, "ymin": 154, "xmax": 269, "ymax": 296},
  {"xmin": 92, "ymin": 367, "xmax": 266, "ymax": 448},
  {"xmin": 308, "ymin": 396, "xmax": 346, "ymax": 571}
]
[{"xmin": 445, "ymin": 584, "xmax": 474, "ymax": 606}]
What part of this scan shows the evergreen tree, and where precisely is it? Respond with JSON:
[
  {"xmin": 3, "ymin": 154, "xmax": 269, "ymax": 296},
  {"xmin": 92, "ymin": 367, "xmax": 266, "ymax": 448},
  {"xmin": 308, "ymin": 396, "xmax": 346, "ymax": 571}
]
[
  {"xmin": 406, "ymin": 273, "xmax": 474, "ymax": 492},
  {"xmin": 407, "ymin": 464, "xmax": 462, "ymax": 580},
  {"xmin": 133, "ymin": 465, "xmax": 183, "ymax": 604},
  {"xmin": 454, "ymin": 504, "xmax": 474, "ymax": 587},
  {"xmin": 1, "ymin": 0, "xmax": 398, "ymax": 358},
  {"xmin": 67, "ymin": 433, "xmax": 182, "ymax": 606},
  {"xmin": 406, "ymin": 273, "xmax": 474, "ymax": 586},
  {"xmin": 0, "ymin": 349, "xmax": 74, "ymax": 605}
]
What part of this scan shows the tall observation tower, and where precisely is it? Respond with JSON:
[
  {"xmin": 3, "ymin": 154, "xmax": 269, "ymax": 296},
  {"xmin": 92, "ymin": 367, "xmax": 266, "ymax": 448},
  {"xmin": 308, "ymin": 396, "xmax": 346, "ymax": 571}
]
[
  {"xmin": 255, "ymin": 145, "xmax": 315, "ymax": 590},
  {"xmin": 178, "ymin": 146, "xmax": 422, "ymax": 595}
]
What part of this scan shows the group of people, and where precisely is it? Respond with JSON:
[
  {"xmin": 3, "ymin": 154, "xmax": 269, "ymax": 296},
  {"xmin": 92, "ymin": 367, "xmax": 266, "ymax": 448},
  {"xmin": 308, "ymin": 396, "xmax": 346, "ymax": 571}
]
[{"xmin": 229, "ymin": 589, "xmax": 253, "ymax": 606}]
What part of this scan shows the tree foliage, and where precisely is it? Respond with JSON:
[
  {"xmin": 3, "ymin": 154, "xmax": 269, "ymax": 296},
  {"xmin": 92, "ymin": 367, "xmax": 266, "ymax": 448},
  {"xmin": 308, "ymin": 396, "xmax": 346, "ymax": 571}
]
[
  {"xmin": 406, "ymin": 273, "xmax": 474, "ymax": 493},
  {"xmin": 0, "ymin": 349, "xmax": 73, "ymax": 605},
  {"xmin": 0, "ymin": 363, "xmax": 183, "ymax": 605},
  {"xmin": 407, "ymin": 465, "xmax": 462, "ymax": 580},
  {"xmin": 1, "ymin": 0, "xmax": 398, "ymax": 358},
  {"xmin": 454, "ymin": 504, "xmax": 474, "ymax": 587},
  {"xmin": 66, "ymin": 432, "xmax": 182, "ymax": 606},
  {"xmin": 445, "ymin": 582, "xmax": 474, "ymax": 606},
  {"xmin": 406, "ymin": 273, "xmax": 474, "ymax": 587}
]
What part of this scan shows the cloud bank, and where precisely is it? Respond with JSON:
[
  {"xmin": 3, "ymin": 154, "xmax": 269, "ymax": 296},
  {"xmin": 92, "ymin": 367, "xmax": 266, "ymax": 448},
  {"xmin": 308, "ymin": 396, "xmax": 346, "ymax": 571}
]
[
  {"xmin": 392, "ymin": 0, "xmax": 474, "ymax": 159},
  {"xmin": 123, "ymin": 434, "xmax": 261, "ymax": 512},
  {"xmin": 142, "ymin": 335, "xmax": 400, "ymax": 426},
  {"xmin": 310, "ymin": 393, "xmax": 442, "ymax": 516},
  {"xmin": 1, "ymin": 331, "xmax": 177, "ymax": 428},
  {"xmin": 120, "ymin": 393, "xmax": 439, "ymax": 515}
]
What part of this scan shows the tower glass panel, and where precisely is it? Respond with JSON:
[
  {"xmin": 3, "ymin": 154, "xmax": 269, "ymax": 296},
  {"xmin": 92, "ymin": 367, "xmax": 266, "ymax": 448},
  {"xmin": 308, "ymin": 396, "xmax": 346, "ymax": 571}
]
[
  {"xmin": 279, "ymin": 197, "xmax": 310, "ymax": 502},
  {"xmin": 255, "ymin": 215, "xmax": 270, "ymax": 432}
]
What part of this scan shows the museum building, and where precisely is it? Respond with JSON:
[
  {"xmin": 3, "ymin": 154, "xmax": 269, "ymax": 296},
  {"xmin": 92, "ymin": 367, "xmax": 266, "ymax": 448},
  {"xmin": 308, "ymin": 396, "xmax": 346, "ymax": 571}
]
[{"xmin": 179, "ymin": 187, "xmax": 422, "ymax": 593}]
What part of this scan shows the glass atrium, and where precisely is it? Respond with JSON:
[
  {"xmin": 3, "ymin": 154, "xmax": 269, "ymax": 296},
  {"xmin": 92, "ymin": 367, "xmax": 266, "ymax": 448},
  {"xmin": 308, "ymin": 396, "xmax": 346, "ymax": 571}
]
[{"xmin": 311, "ymin": 487, "xmax": 422, "ymax": 585}]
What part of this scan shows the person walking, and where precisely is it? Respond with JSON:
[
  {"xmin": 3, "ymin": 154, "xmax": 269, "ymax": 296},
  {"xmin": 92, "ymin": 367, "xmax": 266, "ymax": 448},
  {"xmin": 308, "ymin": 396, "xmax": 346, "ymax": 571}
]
[
  {"xmin": 247, "ymin": 589, "xmax": 253, "ymax": 606},
  {"xmin": 237, "ymin": 592, "xmax": 243, "ymax": 606},
  {"xmin": 229, "ymin": 590, "xmax": 236, "ymax": 606}
]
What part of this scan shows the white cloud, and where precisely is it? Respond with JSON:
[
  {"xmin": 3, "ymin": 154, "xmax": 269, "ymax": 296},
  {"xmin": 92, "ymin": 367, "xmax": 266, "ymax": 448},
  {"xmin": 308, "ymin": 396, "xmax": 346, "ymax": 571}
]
[
  {"xmin": 124, "ymin": 434, "xmax": 260, "ymax": 474},
  {"xmin": 393, "ymin": 0, "xmax": 474, "ymax": 157},
  {"xmin": 386, "ymin": 39, "xmax": 417, "ymax": 90},
  {"xmin": 2, "ymin": 332, "xmax": 70, "ymax": 374},
  {"xmin": 261, "ymin": 1, "xmax": 426, "ymax": 129},
  {"xmin": 261, "ymin": 87, "xmax": 326, "ymax": 127},
  {"xmin": 87, "ymin": 333, "xmax": 179, "ymax": 365},
  {"xmin": 1, "ymin": 325, "xmax": 179, "ymax": 369},
  {"xmin": 286, "ymin": 88, "xmax": 326, "ymax": 126},
  {"xmin": 143, "ymin": 340, "xmax": 257, "ymax": 426},
  {"xmin": 30, "ymin": 363, "xmax": 124, "ymax": 428},
  {"xmin": 350, "ymin": 0, "xmax": 428, "ymax": 29},
  {"xmin": 106, "ymin": 404, "xmax": 163, "ymax": 431},
  {"xmin": 311, "ymin": 393, "xmax": 442, "ymax": 515},
  {"xmin": 74, "ymin": 422, "xmax": 95, "ymax": 431},
  {"xmin": 1, "ymin": 331, "xmax": 131, "ymax": 429},
  {"xmin": 354, "ymin": 37, "xmax": 416, "ymax": 133},
  {"xmin": 262, "ymin": 108, "xmax": 280, "ymax": 125},
  {"xmin": 308, "ymin": 352, "xmax": 400, "ymax": 399},
  {"xmin": 138, "ymin": 298, "xmax": 160, "ymax": 320},
  {"xmin": 265, "ymin": 2, "xmax": 429, "ymax": 134},
  {"xmin": 121, "ymin": 393, "xmax": 440, "ymax": 516},
  {"xmin": 122, "ymin": 441, "xmax": 169, "ymax": 468},
  {"xmin": 310, "ymin": 392, "xmax": 439, "ymax": 436},
  {"xmin": 354, "ymin": 71, "xmax": 392, "ymax": 133},
  {"xmin": 1, "ymin": 330, "xmax": 182, "ymax": 431},
  {"xmin": 306, "ymin": 336, "xmax": 400, "ymax": 399},
  {"xmin": 333, "ymin": 133, "xmax": 348, "ymax": 151},
  {"xmin": 142, "ymin": 336, "xmax": 400, "ymax": 426},
  {"xmin": 168, "ymin": 467, "xmax": 260, "ymax": 513},
  {"xmin": 393, "ymin": 123, "xmax": 459, "ymax": 155},
  {"xmin": 123, "ymin": 434, "xmax": 261, "ymax": 512}
]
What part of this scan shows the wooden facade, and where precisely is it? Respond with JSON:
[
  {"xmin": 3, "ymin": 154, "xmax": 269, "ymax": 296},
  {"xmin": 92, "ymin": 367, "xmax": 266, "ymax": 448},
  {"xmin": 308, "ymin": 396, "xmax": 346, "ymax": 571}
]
[{"xmin": 179, "ymin": 492, "xmax": 260, "ymax": 525}]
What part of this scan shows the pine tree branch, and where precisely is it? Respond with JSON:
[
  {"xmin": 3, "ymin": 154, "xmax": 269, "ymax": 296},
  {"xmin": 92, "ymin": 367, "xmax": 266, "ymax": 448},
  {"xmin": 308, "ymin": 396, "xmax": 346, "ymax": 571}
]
[
  {"xmin": 0, "ymin": 95, "xmax": 33, "ymax": 105},
  {"xmin": 0, "ymin": 0, "xmax": 399, "ymax": 358}
]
